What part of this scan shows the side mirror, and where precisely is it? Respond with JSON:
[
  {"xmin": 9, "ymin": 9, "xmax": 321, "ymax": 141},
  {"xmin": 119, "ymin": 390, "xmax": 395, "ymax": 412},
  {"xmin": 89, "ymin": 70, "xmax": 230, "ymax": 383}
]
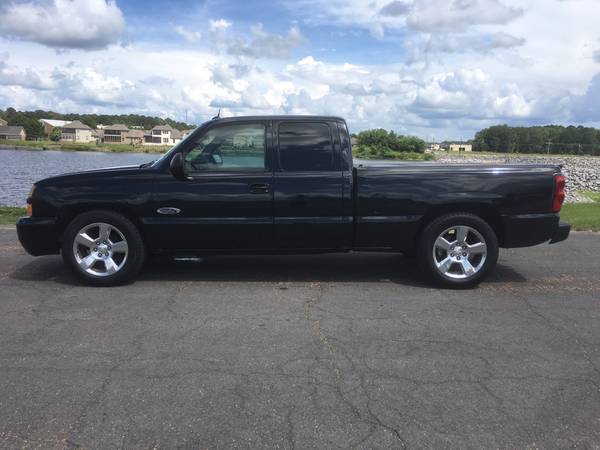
[{"xmin": 170, "ymin": 153, "xmax": 191, "ymax": 181}]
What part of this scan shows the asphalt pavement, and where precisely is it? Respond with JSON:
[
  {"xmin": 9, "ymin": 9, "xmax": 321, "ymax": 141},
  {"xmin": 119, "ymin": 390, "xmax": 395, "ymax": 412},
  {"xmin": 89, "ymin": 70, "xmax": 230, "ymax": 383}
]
[{"xmin": 1, "ymin": 227, "xmax": 599, "ymax": 449}]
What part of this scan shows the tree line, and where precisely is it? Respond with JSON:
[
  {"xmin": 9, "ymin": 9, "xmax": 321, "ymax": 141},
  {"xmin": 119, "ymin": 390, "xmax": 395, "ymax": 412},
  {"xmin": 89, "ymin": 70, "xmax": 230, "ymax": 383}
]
[
  {"xmin": 0, "ymin": 108, "xmax": 196, "ymax": 140},
  {"xmin": 353, "ymin": 129, "xmax": 427, "ymax": 158},
  {"xmin": 473, "ymin": 124, "xmax": 600, "ymax": 155}
]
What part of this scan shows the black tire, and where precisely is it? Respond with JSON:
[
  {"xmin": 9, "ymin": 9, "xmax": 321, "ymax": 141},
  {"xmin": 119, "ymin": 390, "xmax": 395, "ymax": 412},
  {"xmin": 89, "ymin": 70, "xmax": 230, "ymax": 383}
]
[
  {"xmin": 61, "ymin": 210, "xmax": 146, "ymax": 286},
  {"xmin": 418, "ymin": 213, "xmax": 498, "ymax": 289}
]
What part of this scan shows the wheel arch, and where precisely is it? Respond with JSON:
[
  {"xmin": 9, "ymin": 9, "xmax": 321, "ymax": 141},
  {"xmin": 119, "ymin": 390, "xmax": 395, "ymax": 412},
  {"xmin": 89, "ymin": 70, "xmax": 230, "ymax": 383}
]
[
  {"xmin": 416, "ymin": 203, "xmax": 504, "ymax": 249},
  {"xmin": 57, "ymin": 204, "xmax": 148, "ymax": 248}
]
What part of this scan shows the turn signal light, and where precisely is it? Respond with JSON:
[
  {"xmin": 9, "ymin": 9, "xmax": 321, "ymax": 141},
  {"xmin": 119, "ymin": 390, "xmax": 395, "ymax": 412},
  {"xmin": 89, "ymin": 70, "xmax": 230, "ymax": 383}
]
[{"xmin": 552, "ymin": 174, "xmax": 565, "ymax": 213}]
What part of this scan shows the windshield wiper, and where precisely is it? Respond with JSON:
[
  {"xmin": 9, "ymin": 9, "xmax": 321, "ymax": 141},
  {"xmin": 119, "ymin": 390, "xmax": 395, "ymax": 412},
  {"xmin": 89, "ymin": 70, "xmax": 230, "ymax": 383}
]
[{"xmin": 139, "ymin": 160, "xmax": 155, "ymax": 168}]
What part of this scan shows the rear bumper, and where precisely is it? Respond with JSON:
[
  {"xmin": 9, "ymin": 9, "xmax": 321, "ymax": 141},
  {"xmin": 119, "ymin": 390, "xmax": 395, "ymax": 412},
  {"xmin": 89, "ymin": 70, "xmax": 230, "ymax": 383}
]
[
  {"xmin": 16, "ymin": 217, "xmax": 60, "ymax": 256},
  {"xmin": 550, "ymin": 221, "xmax": 571, "ymax": 244},
  {"xmin": 502, "ymin": 213, "xmax": 570, "ymax": 248}
]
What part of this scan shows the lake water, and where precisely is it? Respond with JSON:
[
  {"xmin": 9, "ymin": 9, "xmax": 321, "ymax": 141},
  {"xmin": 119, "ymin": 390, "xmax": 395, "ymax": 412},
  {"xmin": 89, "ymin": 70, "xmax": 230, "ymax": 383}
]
[{"xmin": 0, "ymin": 147, "xmax": 157, "ymax": 206}]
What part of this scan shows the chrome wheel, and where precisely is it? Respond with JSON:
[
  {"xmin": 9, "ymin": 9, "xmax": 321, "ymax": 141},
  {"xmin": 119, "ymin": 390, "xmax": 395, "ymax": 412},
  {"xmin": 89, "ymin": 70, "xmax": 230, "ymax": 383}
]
[
  {"xmin": 72, "ymin": 222, "xmax": 128, "ymax": 277},
  {"xmin": 432, "ymin": 225, "xmax": 487, "ymax": 280}
]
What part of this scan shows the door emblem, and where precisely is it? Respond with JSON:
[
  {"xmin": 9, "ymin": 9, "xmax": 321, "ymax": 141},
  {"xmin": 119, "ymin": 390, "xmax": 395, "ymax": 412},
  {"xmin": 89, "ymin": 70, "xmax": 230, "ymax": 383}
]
[{"xmin": 157, "ymin": 207, "xmax": 181, "ymax": 215}]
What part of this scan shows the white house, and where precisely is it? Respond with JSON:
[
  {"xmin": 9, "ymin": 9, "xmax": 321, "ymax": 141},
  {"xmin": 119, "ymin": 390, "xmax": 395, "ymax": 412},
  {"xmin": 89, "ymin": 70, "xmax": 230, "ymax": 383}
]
[{"xmin": 61, "ymin": 120, "xmax": 95, "ymax": 143}]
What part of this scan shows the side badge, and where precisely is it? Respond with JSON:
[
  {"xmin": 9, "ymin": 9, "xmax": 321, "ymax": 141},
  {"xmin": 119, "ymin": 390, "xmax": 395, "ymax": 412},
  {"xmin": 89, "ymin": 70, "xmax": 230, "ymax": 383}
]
[{"xmin": 157, "ymin": 207, "xmax": 181, "ymax": 215}]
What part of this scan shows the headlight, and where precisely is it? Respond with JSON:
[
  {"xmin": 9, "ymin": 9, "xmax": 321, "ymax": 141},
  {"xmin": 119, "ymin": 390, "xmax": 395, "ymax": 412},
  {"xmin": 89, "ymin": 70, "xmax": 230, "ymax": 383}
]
[{"xmin": 26, "ymin": 185, "xmax": 35, "ymax": 216}]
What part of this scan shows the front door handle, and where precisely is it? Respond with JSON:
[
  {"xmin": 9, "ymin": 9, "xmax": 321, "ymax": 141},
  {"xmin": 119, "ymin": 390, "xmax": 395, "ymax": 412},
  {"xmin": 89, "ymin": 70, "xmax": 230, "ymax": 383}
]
[{"xmin": 249, "ymin": 183, "xmax": 270, "ymax": 194}]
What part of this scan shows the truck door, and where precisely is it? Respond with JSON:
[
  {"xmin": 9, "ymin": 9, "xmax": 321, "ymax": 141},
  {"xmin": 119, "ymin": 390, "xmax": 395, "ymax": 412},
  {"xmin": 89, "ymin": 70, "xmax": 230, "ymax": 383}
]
[
  {"xmin": 272, "ymin": 119, "xmax": 352, "ymax": 250},
  {"xmin": 147, "ymin": 120, "xmax": 274, "ymax": 251}
]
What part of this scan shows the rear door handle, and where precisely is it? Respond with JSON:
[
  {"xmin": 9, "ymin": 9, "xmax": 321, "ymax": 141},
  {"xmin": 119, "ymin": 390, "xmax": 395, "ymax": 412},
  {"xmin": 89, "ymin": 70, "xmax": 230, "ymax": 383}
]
[{"xmin": 249, "ymin": 183, "xmax": 270, "ymax": 194}]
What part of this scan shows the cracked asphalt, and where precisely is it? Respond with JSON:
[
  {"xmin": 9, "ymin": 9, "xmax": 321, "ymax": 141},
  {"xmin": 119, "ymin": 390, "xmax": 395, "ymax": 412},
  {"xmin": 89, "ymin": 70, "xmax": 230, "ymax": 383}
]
[{"xmin": 1, "ymin": 227, "xmax": 599, "ymax": 449}]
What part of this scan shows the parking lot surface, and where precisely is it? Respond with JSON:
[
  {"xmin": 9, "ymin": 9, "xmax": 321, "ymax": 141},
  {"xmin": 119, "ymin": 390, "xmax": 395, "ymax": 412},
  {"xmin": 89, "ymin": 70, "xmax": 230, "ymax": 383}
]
[{"xmin": 1, "ymin": 228, "xmax": 599, "ymax": 449}]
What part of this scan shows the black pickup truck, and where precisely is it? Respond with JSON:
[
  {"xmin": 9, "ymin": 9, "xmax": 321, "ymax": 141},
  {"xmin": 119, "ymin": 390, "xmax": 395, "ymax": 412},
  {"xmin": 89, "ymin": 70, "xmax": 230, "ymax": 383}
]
[{"xmin": 17, "ymin": 115, "xmax": 570, "ymax": 287}]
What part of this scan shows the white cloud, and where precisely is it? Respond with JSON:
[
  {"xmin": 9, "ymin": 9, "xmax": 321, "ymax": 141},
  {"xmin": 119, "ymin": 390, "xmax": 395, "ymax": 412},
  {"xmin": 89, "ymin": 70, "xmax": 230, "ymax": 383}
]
[
  {"xmin": 0, "ymin": 0, "xmax": 126, "ymax": 50},
  {"xmin": 1, "ymin": 0, "xmax": 600, "ymax": 140},
  {"xmin": 174, "ymin": 25, "xmax": 201, "ymax": 43},
  {"xmin": 225, "ymin": 24, "xmax": 304, "ymax": 59},
  {"xmin": 209, "ymin": 19, "xmax": 232, "ymax": 32},
  {"xmin": 406, "ymin": 0, "xmax": 522, "ymax": 33}
]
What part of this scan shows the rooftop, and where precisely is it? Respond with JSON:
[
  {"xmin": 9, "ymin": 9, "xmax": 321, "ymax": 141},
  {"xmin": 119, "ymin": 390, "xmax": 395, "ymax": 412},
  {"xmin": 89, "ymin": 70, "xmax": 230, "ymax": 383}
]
[
  {"xmin": 39, "ymin": 119, "xmax": 70, "ymax": 127},
  {"xmin": 63, "ymin": 120, "xmax": 91, "ymax": 130},
  {"xmin": 0, "ymin": 125, "xmax": 25, "ymax": 135},
  {"xmin": 104, "ymin": 124, "xmax": 129, "ymax": 131}
]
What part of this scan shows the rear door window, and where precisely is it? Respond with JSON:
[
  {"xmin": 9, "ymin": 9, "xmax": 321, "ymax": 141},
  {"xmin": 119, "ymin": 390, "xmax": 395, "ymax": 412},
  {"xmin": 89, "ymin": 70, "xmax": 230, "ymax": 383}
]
[{"xmin": 278, "ymin": 122, "xmax": 334, "ymax": 171}]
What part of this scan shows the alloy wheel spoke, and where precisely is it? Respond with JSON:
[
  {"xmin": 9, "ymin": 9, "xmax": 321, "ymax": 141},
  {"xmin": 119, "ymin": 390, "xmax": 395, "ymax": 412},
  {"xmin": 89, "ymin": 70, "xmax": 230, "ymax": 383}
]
[
  {"xmin": 75, "ymin": 232, "xmax": 95, "ymax": 248},
  {"xmin": 104, "ymin": 257, "xmax": 119, "ymax": 275},
  {"xmin": 78, "ymin": 254, "xmax": 97, "ymax": 270},
  {"xmin": 460, "ymin": 258, "xmax": 476, "ymax": 276},
  {"xmin": 111, "ymin": 240, "xmax": 128, "ymax": 253},
  {"xmin": 99, "ymin": 223, "xmax": 111, "ymax": 241},
  {"xmin": 434, "ymin": 236, "xmax": 453, "ymax": 252},
  {"xmin": 455, "ymin": 226, "xmax": 468, "ymax": 244},
  {"xmin": 467, "ymin": 242, "xmax": 487, "ymax": 255},
  {"xmin": 437, "ymin": 256, "xmax": 454, "ymax": 274}
]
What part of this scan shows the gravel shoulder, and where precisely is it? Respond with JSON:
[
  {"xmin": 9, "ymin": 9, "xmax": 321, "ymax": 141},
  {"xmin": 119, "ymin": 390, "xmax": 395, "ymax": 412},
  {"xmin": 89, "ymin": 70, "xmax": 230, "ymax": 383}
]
[{"xmin": 1, "ymin": 228, "xmax": 599, "ymax": 448}]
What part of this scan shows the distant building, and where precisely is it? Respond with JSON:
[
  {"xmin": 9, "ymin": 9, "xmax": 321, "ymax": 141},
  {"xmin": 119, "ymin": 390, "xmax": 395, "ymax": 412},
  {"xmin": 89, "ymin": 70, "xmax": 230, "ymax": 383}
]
[
  {"xmin": 0, "ymin": 125, "xmax": 26, "ymax": 141},
  {"xmin": 145, "ymin": 124, "xmax": 182, "ymax": 145},
  {"xmin": 39, "ymin": 119, "xmax": 70, "ymax": 136},
  {"xmin": 61, "ymin": 120, "xmax": 95, "ymax": 143},
  {"xmin": 103, "ymin": 124, "xmax": 130, "ymax": 143},
  {"xmin": 449, "ymin": 144, "xmax": 472, "ymax": 152},
  {"xmin": 0, "ymin": 118, "xmax": 7, "ymax": 126},
  {"xmin": 428, "ymin": 143, "xmax": 441, "ymax": 152},
  {"xmin": 124, "ymin": 130, "xmax": 145, "ymax": 145}
]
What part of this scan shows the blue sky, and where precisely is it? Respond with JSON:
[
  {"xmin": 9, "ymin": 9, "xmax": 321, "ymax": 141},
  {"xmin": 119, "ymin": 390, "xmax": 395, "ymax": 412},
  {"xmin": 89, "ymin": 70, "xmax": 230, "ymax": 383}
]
[{"xmin": 1, "ymin": 0, "xmax": 600, "ymax": 140}]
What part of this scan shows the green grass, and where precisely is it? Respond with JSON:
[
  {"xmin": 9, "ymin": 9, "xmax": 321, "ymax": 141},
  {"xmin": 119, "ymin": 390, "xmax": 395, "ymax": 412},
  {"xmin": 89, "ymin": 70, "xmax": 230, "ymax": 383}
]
[
  {"xmin": 0, "ymin": 207, "xmax": 26, "ymax": 225},
  {"xmin": 561, "ymin": 203, "xmax": 600, "ymax": 231},
  {"xmin": 0, "ymin": 140, "xmax": 170, "ymax": 154}
]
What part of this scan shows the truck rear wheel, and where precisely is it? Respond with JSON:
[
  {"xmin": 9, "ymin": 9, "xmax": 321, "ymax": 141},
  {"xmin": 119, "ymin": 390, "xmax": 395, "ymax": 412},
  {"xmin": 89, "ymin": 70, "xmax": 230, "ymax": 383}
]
[
  {"xmin": 61, "ymin": 210, "xmax": 145, "ymax": 286},
  {"xmin": 418, "ymin": 213, "xmax": 498, "ymax": 288}
]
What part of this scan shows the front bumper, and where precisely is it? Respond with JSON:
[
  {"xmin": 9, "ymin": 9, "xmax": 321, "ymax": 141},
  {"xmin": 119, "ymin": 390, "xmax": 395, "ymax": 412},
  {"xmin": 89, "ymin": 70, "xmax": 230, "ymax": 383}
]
[
  {"xmin": 502, "ymin": 213, "xmax": 570, "ymax": 248},
  {"xmin": 16, "ymin": 217, "xmax": 60, "ymax": 256}
]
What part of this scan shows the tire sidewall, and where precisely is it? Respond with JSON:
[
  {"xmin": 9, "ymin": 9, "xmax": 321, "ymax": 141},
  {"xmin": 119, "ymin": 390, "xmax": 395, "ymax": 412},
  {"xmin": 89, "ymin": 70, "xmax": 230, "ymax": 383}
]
[
  {"xmin": 62, "ymin": 210, "xmax": 145, "ymax": 286},
  {"xmin": 419, "ymin": 213, "xmax": 499, "ymax": 288}
]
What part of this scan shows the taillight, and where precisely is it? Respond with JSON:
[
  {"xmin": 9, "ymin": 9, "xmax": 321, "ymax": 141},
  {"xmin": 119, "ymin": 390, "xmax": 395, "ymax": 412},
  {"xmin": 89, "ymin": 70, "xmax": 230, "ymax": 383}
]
[
  {"xmin": 26, "ymin": 185, "xmax": 35, "ymax": 217},
  {"xmin": 552, "ymin": 174, "xmax": 565, "ymax": 213}
]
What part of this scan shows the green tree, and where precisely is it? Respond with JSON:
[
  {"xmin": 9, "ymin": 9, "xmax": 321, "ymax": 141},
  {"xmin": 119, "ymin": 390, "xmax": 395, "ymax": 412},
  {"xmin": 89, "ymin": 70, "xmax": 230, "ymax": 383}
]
[{"xmin": 49, "ymin": 127, "xmax": 62, "ymax": 142}]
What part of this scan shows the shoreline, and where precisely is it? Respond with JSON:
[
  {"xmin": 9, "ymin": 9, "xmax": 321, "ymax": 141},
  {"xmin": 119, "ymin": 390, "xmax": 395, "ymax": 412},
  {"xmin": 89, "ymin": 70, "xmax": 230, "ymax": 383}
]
[{"xmin": 0, "ymin": 142, "xmax": 170, "ymax": 154}]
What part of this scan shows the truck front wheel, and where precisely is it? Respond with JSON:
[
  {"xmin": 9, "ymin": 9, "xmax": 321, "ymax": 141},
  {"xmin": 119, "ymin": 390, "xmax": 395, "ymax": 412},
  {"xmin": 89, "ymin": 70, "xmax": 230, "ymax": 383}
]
[
  {"xmin": 61, "ymin": 210, "xmax": 146, "ymax": 286},
  {"xmin": 418, "ymin": 213, "xmax": 498, "ymax": 288}
]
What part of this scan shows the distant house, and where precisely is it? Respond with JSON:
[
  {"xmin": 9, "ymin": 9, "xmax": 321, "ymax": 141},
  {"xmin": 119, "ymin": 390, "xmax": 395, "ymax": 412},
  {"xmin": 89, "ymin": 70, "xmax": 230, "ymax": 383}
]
[
  {"xmin": 103, "ymin": 124, "xmax": 130, "ymax": 143},
  {"xmin": 38, "ymin": 119, "xmax": 70, "ymax": 136},
  {"xmin": 0, "ymin": 125, "xmax": 26, "ymax": 141},
  {"xmin": 145, "ymin": 124, "xmax": 182, "ymax": 145},
  {"xmin": 428, "ymin": 143, "xmax": 441, "ymax": 152},
  {"xmin": 0, "ymin": 118, "xmax": 7, "ymax": 126},
  {"xmin": 449, "ymin": 144, "xmax": 472, "ymax": 152},
  {"xmin": 181, "ymin": 129, "xmax": 195, "ymax": 139},
  {"xmin": 61, "ymin": 120, "xmax": 95, "ymax": 143},
  {"xmin": 124, "ymin": 129, "xmax": 145, "ymax": 145}
]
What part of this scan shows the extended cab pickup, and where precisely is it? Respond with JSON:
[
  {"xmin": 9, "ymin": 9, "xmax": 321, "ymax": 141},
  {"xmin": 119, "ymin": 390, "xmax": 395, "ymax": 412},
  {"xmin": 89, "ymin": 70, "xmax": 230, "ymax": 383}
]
[{"xmin": 17, "ymin": 115, "xmax": 570, "ymax": 287}]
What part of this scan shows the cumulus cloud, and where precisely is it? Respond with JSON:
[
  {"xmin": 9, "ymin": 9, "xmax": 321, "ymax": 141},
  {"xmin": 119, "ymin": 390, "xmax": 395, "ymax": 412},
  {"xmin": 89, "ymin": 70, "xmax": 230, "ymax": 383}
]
[
  {"xmin": 0, "ymin": 58, "xmax": 54, "ymax": 90},
  {"xmin": 209, "ymin": 19, "xmax": 232, "ymax": 31},
  {"xmin": 226, "ymin": 24, "xmax": 304, "ymax": 59},
  {"xmin": 379, "ymin": 1, "xmax": 411, "ymax": 17},
  {"xmin": 406, "ymin": 0, "xmax": 522, "ymax": 32},
  {"xmin": 174, "ymin": 25, "xmax": 201, "ymax": 43},
  {"xmin": 0, "ymin": 0, "xmax": 126, "ymax": 50}
]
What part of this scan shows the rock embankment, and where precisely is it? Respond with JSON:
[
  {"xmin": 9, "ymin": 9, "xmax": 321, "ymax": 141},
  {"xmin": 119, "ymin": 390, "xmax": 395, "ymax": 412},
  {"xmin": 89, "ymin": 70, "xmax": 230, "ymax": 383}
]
[{"xmin": 436, "ymin": 153, "xmax": 600, "ymax": 203}]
